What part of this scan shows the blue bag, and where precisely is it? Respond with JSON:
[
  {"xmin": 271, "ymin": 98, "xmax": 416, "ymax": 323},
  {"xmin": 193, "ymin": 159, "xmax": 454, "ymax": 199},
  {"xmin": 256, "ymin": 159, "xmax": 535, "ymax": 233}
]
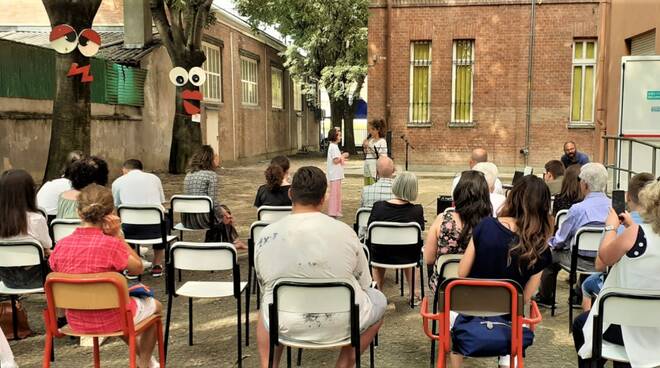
[{"xmin": 451, "ymin": 315, "xmax": 534, "ymax": 357}]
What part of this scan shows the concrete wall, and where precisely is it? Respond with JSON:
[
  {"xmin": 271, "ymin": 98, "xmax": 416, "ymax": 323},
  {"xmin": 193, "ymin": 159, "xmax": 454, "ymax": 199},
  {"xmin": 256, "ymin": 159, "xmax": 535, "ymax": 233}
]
[{"xmin": 368, "ymin": 0, "xmax": 600, "ymax": 169}]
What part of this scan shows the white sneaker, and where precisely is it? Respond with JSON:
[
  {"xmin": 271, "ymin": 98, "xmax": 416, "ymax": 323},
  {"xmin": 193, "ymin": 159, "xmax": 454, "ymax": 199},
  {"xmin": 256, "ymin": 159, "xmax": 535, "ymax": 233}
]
[
  {"xmin": 149, "ymin": 356, "xmax": 160, "ymax": 368},
  {"xmin": 141, "ymin": 259, "xmax": 152, "ymax": 270},
  {"xmin": 1, "ymin": 360, "xmax": 19, "ymax": 368},
  {"xmin": 140, "ymin": 246, "xmax": 150, "ymax": 255}
]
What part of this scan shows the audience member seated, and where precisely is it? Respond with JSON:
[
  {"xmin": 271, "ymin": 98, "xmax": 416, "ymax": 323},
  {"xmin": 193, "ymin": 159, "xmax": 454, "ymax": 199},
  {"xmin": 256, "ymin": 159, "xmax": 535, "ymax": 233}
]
[
  {"xmin": 360, "ymin": 156, "xmax": 395, "ymax": 208},
  {"xmin": 0, "ymin": 169, "xmax": 52, "ymax": 289},
  {"xmin": 49, "ymin": 184, "xmax": 161, "ymax": 368},
  {"xmin": 366, "ymin": 171, "xmax": 424, "ymax": 297},
  {"xmin": 543, "ymin": 159, "xmax": 565, "ymax": 195},
  {"xmin": 424, "ymin": 170, "xmax": 491, "ymax": 292},
  {"xmin": 473, "ymin": 162, "xmax": 506, "ymax": 216},
  {"xmin": 451, "ymin": 147, "xmax": 504, "ymax": 195},
  {"xmin": 254, "ymin": 166, "xmax": 385, "ymax": 368},
  {"xmin": 573, "ymin": 180, "xmax": 660, "ymax": 368},
  {"xmin": 56, "ymin": 156, "xmax": 109, "ymax": 219},
  {"xmin": 579, "ymin": 172, "xmax": 654, "ymax": 311},
  {"xmin": 183, "ymin": 145, "xmax": 246, "ymax": 249},
  {"xmin": 36, "ymin": 150, "xmax": 83, "ymax": 217},
  {"xmin": 112, "ymin": 159, "xmax": 167, "ymax": 277},
  {"xmin": 0, "ymin": 325, "xmax": 17, "ymax": 368},
  {"xmin": 552, "ymin": 164, "xmax": 584, "ymax": 215},
  {"xmin": 536, "ymin": 163, "xmax": 609, "ymax": 307},
  {"xmin": 453, "ymin": 175, "xmax": 553, "ymax": 368},
  {"xmin": 253, "ymin": 155, "xmax": 292, "ymax": 208},
  {"xmin": 561, "ymin": 141, "xmax": 590, "ymax": 168}
]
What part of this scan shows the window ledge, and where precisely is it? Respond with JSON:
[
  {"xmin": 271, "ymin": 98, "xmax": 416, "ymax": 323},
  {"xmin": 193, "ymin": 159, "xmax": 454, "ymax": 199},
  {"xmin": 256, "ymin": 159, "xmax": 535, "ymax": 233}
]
[
  {"xmin": 203, "ymin": 101, "xmax": 223, "ymax": 110},
  {"xmin": 448, "ymin": 121, "xmax": 476, "ymax": 128},
  {"xmin": 407, "ymin": 122, "xmax": 432, "ymax": 128},
  {"xmin": 272, "ymin": 107, "xmax": 285, "ymax": 112},
  {"xmin": 241, "ymin": 104, "xmax": 260, "ymax": 110},
  {"xmin": 568, "ymin": 122, "xmax": 595, "ymax": 129}
]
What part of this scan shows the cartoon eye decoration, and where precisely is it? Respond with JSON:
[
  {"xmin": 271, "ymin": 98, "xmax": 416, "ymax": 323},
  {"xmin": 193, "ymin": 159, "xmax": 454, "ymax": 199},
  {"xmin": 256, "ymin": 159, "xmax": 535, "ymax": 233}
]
[
  {"xmin": 49, "ymin": 24, "xmax": 78, "ymax": 54},
  {"xmin": 188, "ymin": 67, "xmax": 207, "ymax": 87},
  {"xmin": 77, "ymin": 29, "xmax": 101, "ymax": 57},
  {"xmin": 169, "ymin": 67, "xmax": 189, "ymax": 87}
]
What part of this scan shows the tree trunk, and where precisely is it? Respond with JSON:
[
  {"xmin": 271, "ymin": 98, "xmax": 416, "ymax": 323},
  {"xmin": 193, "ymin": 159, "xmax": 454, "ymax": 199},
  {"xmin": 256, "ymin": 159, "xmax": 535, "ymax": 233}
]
[
  {"xmin": 328, "ymin": 97, "xmax": 357, "ymax": 154},
  {"xmin": 42, "ymin": 0, "xmax": 102, "ymax": 182},
  {"xmin": 168, "ymin": 89, "xmax": 202, "ymax": 173}
]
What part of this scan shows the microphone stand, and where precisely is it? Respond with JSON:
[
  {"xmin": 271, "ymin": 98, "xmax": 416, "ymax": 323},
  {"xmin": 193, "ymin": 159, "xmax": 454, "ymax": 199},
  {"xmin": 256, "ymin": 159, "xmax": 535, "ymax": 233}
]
[{"xmin": 400, "ymin": 135, "xmax": 415, "ymax": 171}]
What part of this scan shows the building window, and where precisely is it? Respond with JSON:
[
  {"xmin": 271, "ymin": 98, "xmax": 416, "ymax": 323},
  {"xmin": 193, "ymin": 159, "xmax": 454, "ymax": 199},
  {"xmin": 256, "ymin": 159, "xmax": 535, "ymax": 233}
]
[
  {"xmin": 202, "ymin": 42, "xmax": 222, "ymax": 102},
  {"xmin": 571, "ymin": 40, "xmax": 597, "ymax": 124},
  {"xmin": 451, "ymin": 39, "xmax": 474, "ymax": 124},
  {"xmin": 409, "ymin": 41, "xmax": 431, "ymax": 125},
  {"xmin": 271, "ymin": 67, "xmax": 283, "ymax": 109},
  {"xmin": 241, "ymin": 57, "xmax": 258, "ymax": 106},
  {"xmin": 293, "ymin": 79, "xmax": 302, "ymax": 111}
]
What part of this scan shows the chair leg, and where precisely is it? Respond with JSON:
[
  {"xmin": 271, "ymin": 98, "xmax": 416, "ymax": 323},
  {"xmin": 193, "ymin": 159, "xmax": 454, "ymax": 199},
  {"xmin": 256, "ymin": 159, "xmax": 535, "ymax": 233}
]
[
  {"xmin": 400, "ymin": 270, "xmax": 404, "ymax": 296},
  {"xmin": 369, "ymin": 341, "xmax": 375, "ymax": 368},
  {"xmin": 430, "ymin": 320, "xmax": 437, "ymax": 368},
  {"xmin": 237, "ymin": 296, "xmax": 243, "ymax": 368},
  {"xmin": 188, "ymin": 297, "xmax": 194, "ymax": 346},
  {"xmin": 156, "ymin": 319, "xmax": 166, "ymax": 368},
  {"xmin": 395, "ymin": 268, "xmax": 399, "ymax": 284},
  {"xmin": 245, "ymin": 282, "xmax": 250, "ymax": 347},
  {"xmin": 93, "ymin": 337, "xmax": 100, "ymax": 368},
  {"xmin": 268, "ymin": 341, "xmax": 275, "ymax": 368},
  {"xmin": 419, "ymin": 264, "xmax": 425, "ymax": 299},
  {"xmin": 10, "ymin": 295, "xmax": 18, "ymax": 340},
  {"xmin": 43, "ymin": 331, "xmax": 53, "ymax": 368},
  {"xmin": 286, "ymin": 346, "xmax": 292, "ymax": 368},
  {"xmin": 257, "ymin": 283, "xmax": 261, "ymax": 309},
  {"xmin": 296, "ymin": 348, "xmax": 302, "ymax": 366},
  {"xmin": 129, "ymin": 334, "xmax": 137, "ymax": 368},
  {"xmin": 164, "ymin": 293, "xmax": 174, "ymax": 360},
  {"xmin": 410, "ymin": 267, "xmax": 416, "ymax": 308},
  {"xmin": 568, "ymin": 284, "xmax": 574, "ymax": 333},
  {"xmin": 355, "ymin": 343, "xmax": 361, "ymax": 368}
]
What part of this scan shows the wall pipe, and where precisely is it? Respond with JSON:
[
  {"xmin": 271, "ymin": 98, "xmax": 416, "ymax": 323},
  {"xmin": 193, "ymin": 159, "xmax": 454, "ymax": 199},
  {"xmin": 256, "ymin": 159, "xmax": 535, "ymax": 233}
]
[{"xmin": 524, "ymin": 0, "xmax": 537, "ymax": 166}]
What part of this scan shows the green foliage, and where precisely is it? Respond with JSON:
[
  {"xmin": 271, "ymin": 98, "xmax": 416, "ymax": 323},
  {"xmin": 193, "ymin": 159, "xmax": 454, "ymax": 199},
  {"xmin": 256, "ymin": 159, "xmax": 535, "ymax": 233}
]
[
  {"xmin": 166, "ymin": 0, "xmax": 217, "ymax": 27},
  {"xmin": 235, "ymin": 0, "xmax": 368, "ymax": 106}
]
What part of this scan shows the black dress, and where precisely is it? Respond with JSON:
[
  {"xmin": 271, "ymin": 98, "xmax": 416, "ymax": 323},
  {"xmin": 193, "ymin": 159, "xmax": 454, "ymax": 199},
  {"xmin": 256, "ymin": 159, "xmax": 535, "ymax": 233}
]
[
  {"xmin": 366, "ymin": 201, "xmax": 425, "ymax": 264},
  {"xmin": 254, "ymin": 184, "xmax": 292, "ymax": 208}
]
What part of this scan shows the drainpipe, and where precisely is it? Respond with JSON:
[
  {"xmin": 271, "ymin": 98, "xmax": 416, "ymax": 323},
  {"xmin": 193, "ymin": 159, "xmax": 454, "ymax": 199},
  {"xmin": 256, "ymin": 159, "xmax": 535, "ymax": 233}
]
[
  {"xmin": 523, "ymin": 0, "xmax": 537, "ymax": 166},
  {"xmin": 385, "ymin": 0, "xmax": 392, "ymax": 125},
  {"xmin": 595, "ymin": 0, "xmax": 611, "ymax": 163}
]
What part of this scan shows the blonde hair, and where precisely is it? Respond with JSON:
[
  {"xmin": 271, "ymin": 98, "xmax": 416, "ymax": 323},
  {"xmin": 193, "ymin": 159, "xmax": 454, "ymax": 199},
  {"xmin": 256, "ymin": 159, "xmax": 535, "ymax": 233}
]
[
  {"xmin": 638, "ymin": 180, "xmax": 660, "ymax": 233},
  {"xmin": 392, "ymin": 171, "xmax": 418, "ymax": 202},
  {"xmin": 77, "ymin": 184, "xmax": 114, "ymax": 224}
]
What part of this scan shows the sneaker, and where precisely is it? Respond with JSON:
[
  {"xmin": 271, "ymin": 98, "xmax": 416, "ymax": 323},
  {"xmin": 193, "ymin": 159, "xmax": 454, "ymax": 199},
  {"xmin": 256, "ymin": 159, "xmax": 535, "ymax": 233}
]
[
  {"xmin": 151, "ymin": 264, "xmax": 163, "ymax": 278},
  {"xmin": 142, "ymin": 258, "xmax": 153, "ymax": 270},
  {"xmin": 124, "ymin": 269, "xmax": 138, "ymax": 280}
]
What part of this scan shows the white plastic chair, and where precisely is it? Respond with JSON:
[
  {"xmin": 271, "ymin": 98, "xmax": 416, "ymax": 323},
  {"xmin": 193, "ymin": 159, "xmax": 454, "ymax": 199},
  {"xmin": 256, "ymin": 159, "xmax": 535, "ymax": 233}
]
[
  {"xmin": 257, "ymin": 205, "xmax": 292, "ymax": 223},
  {"xmin": 117, "ymin": 205, "xmax": 178, "ymax": 253},
  {"xmin": 164, "ymin": 242, "xmax": 247, "ymax": 366},
  {"xmin": 247, "ymin": 221, "xmax": 270, "ymax": 313},
  {"xmin": 50, "ymin": 219, "xmax": 82, "ymax": 243},
  {"xmin": 429, "ymin": 254, "xmax": 463, "ymax": 366},
  {"xmin": 169, "ymin": 195, "xmax": 215, "ymax": 237},
  {"xmin": 353, "ymin": 207, "xmax": 372, "ymax": 240},
  {"xmin": 555, "ymin": 209, "xmax": 569, "ymax": 235},
  {"xmin": 591, "ymin": 287, "xmax": 660, "ymax": 364},
  {"xmin": 267, "ymin": 278, "xmax": 374, "ymax": 368},
  {"xmin": 367, "ymin": 221, "xmax": 424, "ymax": 308}
]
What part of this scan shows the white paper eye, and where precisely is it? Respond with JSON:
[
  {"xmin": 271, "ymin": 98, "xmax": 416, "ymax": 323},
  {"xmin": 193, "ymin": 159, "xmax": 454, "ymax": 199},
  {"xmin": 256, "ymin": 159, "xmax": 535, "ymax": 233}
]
[
  {"xmin": 77, "ymin": 29, "xmax": 101, "ymax": 57},
  {"xmin": 49, "ymin": 24, "xmax": 78, "ymax": 54},
  {"xmin": 169, "ymin": 67, "xmax": 188, "ymax": 86},
  {"xmin": 188, "ymin": 67, "xmax": 206, "ymax": 87}
]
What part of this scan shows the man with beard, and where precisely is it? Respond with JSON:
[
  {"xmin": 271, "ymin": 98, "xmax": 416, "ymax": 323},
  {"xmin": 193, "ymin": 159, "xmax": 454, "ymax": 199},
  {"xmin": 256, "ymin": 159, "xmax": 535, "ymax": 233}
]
[{"xmin": 561, "ymin": 141, "xmax": 590, "ymax": 168}]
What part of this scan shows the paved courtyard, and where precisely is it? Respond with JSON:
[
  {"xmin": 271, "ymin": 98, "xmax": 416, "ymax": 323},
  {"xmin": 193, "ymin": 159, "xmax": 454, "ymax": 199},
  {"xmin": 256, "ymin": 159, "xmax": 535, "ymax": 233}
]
[{"xmin": 10, "ymin": 155, "xmax": 579, "ymax": 367}]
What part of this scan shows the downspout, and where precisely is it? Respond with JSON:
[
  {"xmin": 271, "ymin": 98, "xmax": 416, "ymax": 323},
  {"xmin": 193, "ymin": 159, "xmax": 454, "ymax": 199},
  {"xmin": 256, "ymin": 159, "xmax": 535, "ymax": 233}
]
[
  {"xmin": 230, "ymin": 32, "xmax": 237, "ymax": 160},
  {"xmin": 523, "ymin": 0, "xmax": 537, "ymax": 166},
  {"xmin": 595, "ymin": 0, "xmax": 611, "ymax": 163},
  {"xmin": 385, "ymin": 0, "xmax": 392, "ymax": 125}
]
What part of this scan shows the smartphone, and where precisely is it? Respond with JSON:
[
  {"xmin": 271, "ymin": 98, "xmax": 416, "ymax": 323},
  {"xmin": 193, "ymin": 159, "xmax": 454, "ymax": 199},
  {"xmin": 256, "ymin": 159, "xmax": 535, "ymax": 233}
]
[{"xmin": 612, "ymin": 190, "xmax": 626, "ymax": 215}]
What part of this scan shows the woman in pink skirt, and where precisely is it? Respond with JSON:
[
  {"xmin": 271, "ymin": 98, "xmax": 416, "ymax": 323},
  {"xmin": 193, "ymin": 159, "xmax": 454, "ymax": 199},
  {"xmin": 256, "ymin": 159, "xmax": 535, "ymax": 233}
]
[{"xmin": 326, "ymin": 127, "xmax": 349, "ymax": 218}]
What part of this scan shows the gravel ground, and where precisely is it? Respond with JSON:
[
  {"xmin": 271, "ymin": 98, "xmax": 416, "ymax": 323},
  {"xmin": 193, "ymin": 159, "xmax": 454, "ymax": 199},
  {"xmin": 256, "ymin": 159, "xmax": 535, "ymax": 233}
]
[{"xmin": 9, "ymin": 155, "xmax": 579, "ymax": 367}]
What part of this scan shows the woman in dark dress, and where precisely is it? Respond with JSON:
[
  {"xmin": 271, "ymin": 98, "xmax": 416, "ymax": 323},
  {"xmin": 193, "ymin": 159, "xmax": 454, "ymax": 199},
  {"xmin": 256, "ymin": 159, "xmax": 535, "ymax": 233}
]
[
  {"xmin": 553, "ymin": 164, "xmax": 584, "ymax": 215},
  {"xmin": 254, "ymin": 155, "xmax": 292, "ymax": 208}
]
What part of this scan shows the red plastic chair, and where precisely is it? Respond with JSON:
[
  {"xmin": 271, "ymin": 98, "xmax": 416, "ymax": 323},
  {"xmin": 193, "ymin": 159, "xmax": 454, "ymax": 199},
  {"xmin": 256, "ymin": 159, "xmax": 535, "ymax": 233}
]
[
  {"xmin": 42, "ymin": 272, "xmax": 165, "ymax": 368},
  {"xmin": 421, "ymin": 278, "xmax": 542, "ymax": 368}
]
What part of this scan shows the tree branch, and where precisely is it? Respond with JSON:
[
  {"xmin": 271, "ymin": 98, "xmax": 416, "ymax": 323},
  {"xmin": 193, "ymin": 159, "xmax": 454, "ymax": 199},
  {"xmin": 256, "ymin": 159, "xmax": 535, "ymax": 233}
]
[
  {"xmin": 150, "ymin": 0, "xmax": 178, "ymax": 61},
  {"xmin": 169, "ymin": 6, "xmax": 187, "ymax": 54},
  {"xmin": 188, "ymin": 0, "xmax": 213, "ymax": 50}
]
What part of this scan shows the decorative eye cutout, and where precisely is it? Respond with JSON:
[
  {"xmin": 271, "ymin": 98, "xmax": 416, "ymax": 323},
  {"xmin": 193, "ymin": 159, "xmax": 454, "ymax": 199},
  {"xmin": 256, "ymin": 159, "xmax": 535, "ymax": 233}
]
[
  {"xmin": 77, "ymin": 29, "xmax": 101, "ymax": 57},
  {"xmin": 188, "ymin": 67, "xmax": 207, "ymax": 87},
  {"xmin": 169, "ymin": 67, "xmax": 188, "ymax": 86},
  {"xmin": 49, "ymin": 24, "xmax": 78, "ymax": 54}
]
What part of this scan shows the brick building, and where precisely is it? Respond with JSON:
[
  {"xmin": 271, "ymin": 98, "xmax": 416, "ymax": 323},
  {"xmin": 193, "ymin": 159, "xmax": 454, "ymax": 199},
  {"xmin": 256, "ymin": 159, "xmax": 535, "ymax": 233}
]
[{"xmin": 368, "ymin": 0, "xmax": 602, "ymax": 170}]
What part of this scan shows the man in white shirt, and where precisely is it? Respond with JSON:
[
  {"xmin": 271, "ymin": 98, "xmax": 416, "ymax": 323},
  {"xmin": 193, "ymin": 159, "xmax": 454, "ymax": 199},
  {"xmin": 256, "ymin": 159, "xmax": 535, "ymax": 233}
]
[
  {"xmin": 451, "ymin": 148, "xmax": 504, "ymax": 196},
  {"xmin": 473, "ymin": 162, "xmax": 506, "ymax": 217},
  {"xmin": 255, "ymin": 166, "xmax": 385, "ymax": 368},
  {"xmin": 111, "ymin": 159, "xmax": 167, "ymax": 276}
]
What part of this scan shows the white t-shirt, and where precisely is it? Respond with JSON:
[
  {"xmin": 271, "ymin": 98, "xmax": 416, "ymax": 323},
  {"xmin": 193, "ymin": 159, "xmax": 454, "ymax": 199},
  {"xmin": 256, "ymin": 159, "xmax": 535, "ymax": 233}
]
[
  {"xmin": 255, "ymin": 212, "xmax": 374, "ymax": 343},
  {"xmin": 326, "ymin": 143, "xmax": 344, "ymax": 181},
  {"xmin": 111, "ymin": 170, "xmax": 165, "ymax": 209},
  {"xmin": 451, "ymin": 173, "xmax": 504, "ymax": 196},
  {"xmin": 36, "ymin": 178, "xmax": 72, "ymax": 215},
  {"xmin": 1, "ymin": 212, "xmax": 53, "ymax": 250},
  {"xmin": 490, "ymin": 193, "xmax": 506, "ymax": 217}
]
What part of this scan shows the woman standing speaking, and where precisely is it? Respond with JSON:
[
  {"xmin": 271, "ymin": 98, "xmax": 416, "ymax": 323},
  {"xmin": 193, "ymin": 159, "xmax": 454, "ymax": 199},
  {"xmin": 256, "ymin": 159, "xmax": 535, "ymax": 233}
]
[{"xmin": 362, "ymin": 119, "xmax": 388, "ymax": 186}]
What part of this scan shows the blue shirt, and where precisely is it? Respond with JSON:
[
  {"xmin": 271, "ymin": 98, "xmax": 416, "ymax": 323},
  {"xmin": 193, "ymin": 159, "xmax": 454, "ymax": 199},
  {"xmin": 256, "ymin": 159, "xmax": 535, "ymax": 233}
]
[
  {"xmin": 549, "ymin": 192, "xmax": 610, "ymax": 251},
  {"xmin": 561, "ymin": 151, "xmax": 590, "ymax": 167},
  {"xmin": 617, "ymin": 211, "xmax": 642, "ymax": 234}
]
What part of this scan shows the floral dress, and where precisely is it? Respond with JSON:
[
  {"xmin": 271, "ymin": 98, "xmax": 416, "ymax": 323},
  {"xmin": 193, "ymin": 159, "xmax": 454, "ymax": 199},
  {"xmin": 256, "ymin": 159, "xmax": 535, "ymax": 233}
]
[{"xmin": 429, "ymin": 211, "xmax": 465, "ymax": 292}]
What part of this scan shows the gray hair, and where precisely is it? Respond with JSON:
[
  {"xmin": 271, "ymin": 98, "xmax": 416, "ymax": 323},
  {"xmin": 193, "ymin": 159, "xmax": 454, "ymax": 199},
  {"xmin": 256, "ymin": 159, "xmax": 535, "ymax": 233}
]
[
  {"xmin": 579, "ymin": 163, "xmax": 608, "ymax": 193},
  {"xmin": 392, "ymin": 171, "xmax": 418, "ymax": 202}
]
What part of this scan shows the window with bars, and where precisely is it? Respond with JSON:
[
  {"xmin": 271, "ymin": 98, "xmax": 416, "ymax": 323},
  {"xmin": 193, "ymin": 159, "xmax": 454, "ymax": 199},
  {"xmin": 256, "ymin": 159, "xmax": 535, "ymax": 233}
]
[
  {"xmin": 409, "ymin": 41, "xmax": 431, "ymax": 125},
  {"xmin": 271, "ymin": 67, "xmax": 283, "ymax": 109},
  {"xmin": 241, "ymin": 57, "xmax": 258, "ymax": 106},
  {"xmin": 293, "ymin": 79, "xmax": 302, "ymax": 111},
  {"xmin": 571, "ymin": 40, "xmax": 597, "ymax": 124},
  {"xmin": 451, "ymin": 39, "xmax": 474, "ymax": 124},
  {"xmin": 202, "ymin": 42, "xmax": 222, "ymax": 102}
]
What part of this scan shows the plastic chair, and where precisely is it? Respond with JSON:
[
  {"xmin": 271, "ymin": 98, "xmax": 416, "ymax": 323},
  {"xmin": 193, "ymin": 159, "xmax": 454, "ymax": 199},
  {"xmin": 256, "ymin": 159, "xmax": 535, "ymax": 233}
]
[
  {"xmin": 257, "ymin": 205, "xmax": 292, "ymax": 223},
  {"xmin": 591, "ymin": 287, "xmax": 660, "ymax": 365},
  {"xmin": 267, "ymin": 278, "xmax": 375, "ymax": 368},
  {"xmin": 353, "ymin": 207, "xmax": 372, "ymax": 239},
  {"xmin": 367, "ymin": 221, "xmax": 424, "ymax": 308},
  {"xmin": 561, "ymin": 226, "xmax": 603, "ymax": 332},
  {"xmin": 169, "ymin": 195, "xmax": 215, "ymax": 239},
  {"xmin": 164, "ymin": 242, "xmax": 247, "ymax": 367},
  {"xmin": 428, "ymin": 254, "xmax": 463, "ymax": 368},
  {"xmin": 421, "ymin": 278, "xmax": 542, "ymax": 368},
  {"xmin": 554, "ymin": 209, "xmax": 569, "ymax": 235},
  {"xmin": 42, "ymin": 272, "xmax": 165, "ymax": 368},
  {"xmin": 248, "ymin": 220, "xmax": 269, "ymax": 311},
  {"xmin": 50, "ymin": 219, "xmax": 82, "ymax": 243},
  {"xmin": 0, "ymin": 241, "xmax": 47, "ymax": 340}
]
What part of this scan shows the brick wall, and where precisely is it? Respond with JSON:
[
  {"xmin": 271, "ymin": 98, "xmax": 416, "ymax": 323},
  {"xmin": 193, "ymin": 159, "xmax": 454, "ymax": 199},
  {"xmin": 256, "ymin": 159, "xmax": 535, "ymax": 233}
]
[{"xmin": 368, "ymin": 1, "xmax": 601, "ymax": 169}]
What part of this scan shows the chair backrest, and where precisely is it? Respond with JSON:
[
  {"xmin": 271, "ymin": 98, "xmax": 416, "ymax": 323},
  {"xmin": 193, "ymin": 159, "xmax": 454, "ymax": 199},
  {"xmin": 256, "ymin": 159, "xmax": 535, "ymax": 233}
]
[
  {"xmin": 257, "ymin": 205, "xmax": 292, "ymax": 223},
  {"xmin": 555, "ymin": 209, "xmax": 569, "ymax": 234},
  {"xmin": 574, "ymin": 226, "xmax": 604, "ymax": 252},
  {"xmin": 0, "ymin": 240, "xmax": 44, "ymax": 268},
  {"xmin": 170, "ymin": 242, "xmax": 237, "ymax": 271},
  {"xmin": 439, "ymin": 278, "xmax": 524, "ymax": 317},
  {"xmin": 598, "ymin": 288, "xmax": 660, "ymax": 329},
  {"xmin": 436, "ymin": 195, "xmax": 453, "ymax": 215},
  {"xmin": 354, "ymin": 207, "xmax": 372, "ymax": 232},
  {"xmin": 37, "ymin": 207, "xmax": 48, "ymax": 219},
  {"xmin": 368, "ymin": 221, "xmax": 421, "ymax": 246},
  {"xmin": 435, "ymin": 254, "xmax": 462, "ymax": 282},
  {"xmin": 170, "ymin": 195, "xmax": 213, "ymax": 214},
  {"xmin": 50, "ymin": 219, "xmax": 82, "ymax": 242},
  {"xmin": 117, "ymin": 205, "xmax": 164, "ymax": 226},
  {"xmin": 443, "ymin": 207, "xmax": 455, "ymax": 215}
]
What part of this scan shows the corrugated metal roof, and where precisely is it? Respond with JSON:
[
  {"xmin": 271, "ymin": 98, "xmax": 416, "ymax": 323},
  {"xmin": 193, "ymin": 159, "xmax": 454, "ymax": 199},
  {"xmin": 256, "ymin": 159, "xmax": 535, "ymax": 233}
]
[{"xmin": 0, "ymin": 30, "xmax": 159, "ymax": 66}]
